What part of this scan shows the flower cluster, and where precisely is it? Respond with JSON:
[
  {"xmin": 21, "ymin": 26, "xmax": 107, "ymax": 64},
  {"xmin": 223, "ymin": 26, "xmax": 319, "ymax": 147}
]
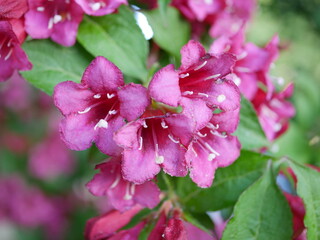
[{"xmin": 54, "ymin": 39, "xmax": 242, "ymax": 215}]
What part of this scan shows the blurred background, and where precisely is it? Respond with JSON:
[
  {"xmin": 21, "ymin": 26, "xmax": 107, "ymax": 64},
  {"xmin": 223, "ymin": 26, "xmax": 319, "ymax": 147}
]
[{"xmin": 0, "ymin": 0, "xmax": 319, "ymax": 239}]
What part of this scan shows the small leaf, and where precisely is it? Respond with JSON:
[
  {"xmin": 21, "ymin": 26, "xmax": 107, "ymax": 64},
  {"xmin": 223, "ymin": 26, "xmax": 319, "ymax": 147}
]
[
  {"xmin": 177, "ymin": 150, "xmax": 272, "ymax": 212},
  {"xmin": 144, "ymin": 7, "xmax": 190, "ymax": 60},
  {"xmin": 77, "ymin": 6, "xmax": 148, "ymax": 81},
  {"xmin": 289, "ymin": 161, "xmax": 320, "ymax": 240},
  {"xmin": 222, "ymin": 162, "xmax": 292, "ymax": 240},
  {"xmin": 21, "ymin": 40, "xmax": 92, "ymax": 95},
  {"xmin": 234, "ymin": 96, "xmax": 269, "ymax": 150}
]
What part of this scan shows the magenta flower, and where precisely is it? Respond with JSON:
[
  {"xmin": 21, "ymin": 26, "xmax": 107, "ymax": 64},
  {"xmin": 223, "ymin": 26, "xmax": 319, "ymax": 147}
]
[
  {"xmin": 186, "ymin": 109, "xmax": 241, "ymax": 187},
  {"xmin": 86, "ymin": 157, "xmax": 160, "ymax": 211},
  {"xmin": 0, "ymin": 0, "xmax": 28, "ymax": 20},
  {"xmin": 149, "ymin": 40, "xmax": 240, "ymax": 112},
  {"xmin": 29, "ymin": 131, "xmax": 75, "ymax": 180},
  {"xmin": 54, "ymin": 56, "xmax": 150, "ymax": 156},
  {"xmin": 85, "ymin": 205, "xmax": 142, "ymax": 240},
  {"xmin": 0, "ymin": 21, "xmax": 32, "ymax": 82},
  {"xmin": 113, "ymin": 98, "xmax": 213, "ymax": 184},
  {"xmin": 25, "ymin": 0, "xmax": 84, "ymax": 47},
  {"xmin": 75, "ymin": 0, "xmax": 127, "ymax": 16},
  {"xmin": 210, "ymin": 29, "xmax": 279, "ymax": 100},
  {"xmin": 253, "ymin": 83, "xmax": 295, "ymax": 141}
]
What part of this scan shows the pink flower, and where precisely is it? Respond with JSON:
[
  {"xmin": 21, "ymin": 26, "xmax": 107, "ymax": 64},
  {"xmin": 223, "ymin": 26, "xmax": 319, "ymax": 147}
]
[
  {"xmin": 85, "ymin": 205, "xmax": 142, "ymax": 240},
  {"xmin": 25, "ymin": 0, "xmax": 84, "ymax": 47},
  {"xmin": 0, "ymin": 0, "xmax": 28, "ymax": 20},
  {"xmin": 0, "ymin": 21, "xmax": 32, "ymax": 82},
  {"xmin": 75, "ymin": 0, "xmax": 127, "ymax": 16},
  {"xmin": 252, "ymin": 83, "xmax": 295, "ymax": 141},
  {"xmin": 113, "ymin": 98, "xmax": 212, "ymax": 184},
  {"xmin": 54, "ymin": 56, "xmax": 150, "ymax": 156},
  {"xmin": 210, "ymin": 30, "xmax": 279, "ymax": 100},
  {"xmin": 86, "ymin": 157, "xmax": 160, "ymax": 211},
  {"xmin": 186, "ymin": 109, "xmax": 241, "ymax": 187},
  {"xmin": 29, "ymin": 131, "xmax": 75, "ymax": 180},
  {"xmin": 149, "ymin": 40, "xmax": 240, "ymax": 112}
]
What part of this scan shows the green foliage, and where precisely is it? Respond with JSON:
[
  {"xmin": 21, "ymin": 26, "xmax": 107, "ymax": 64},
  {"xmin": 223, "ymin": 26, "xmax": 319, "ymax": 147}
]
[
  {"xmin": 222, "ymin": 162, "xmax": 293, "ymax": 240},
  {"xmin": 21, "ymin": 40, "xmax": 92, "ymax": 95},
  {"xmin": 234, "ymin": 96, "xmax": 269, "ymax": 150},
  {"xmin": 289, "ymin": 161, "xmax": 320, "ymax": 239},
  {"xmin": 77, "ymin": 6, "xmax": 149, "ymax": 81},
  {"xmin": 144, "ymin": 7, "xmax": 190, "ymax": 61},
  {"xmin": 177, "ymin": 151, "xmax": 272, "ymax": 212}
]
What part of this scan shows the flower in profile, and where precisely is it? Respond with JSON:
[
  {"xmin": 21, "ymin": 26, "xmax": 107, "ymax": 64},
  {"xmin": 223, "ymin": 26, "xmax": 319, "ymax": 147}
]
[
  {"xmin": 25, "ymin": 0, "xmax": 84, "ymax": 46},
  {"xmin": 0, "ymin": 21, "xmax": 32, "ymax": 82},
  {"xmin": 54, "ymin": 56, "xmax": 150, "ymax": 156},
  {"xmin": 252, "ymin": 83, "xmax": 295, "ymax": 141},
  {"xmin": 85, "ymin": 205, "xmax": 142, "ymax": 240},
  {"xmin": 149, "ymin": 40, "xmax": 240, "ymax": 112},
  {"xmin": 75, "ymin": 0, "xmax": 127, "ymax": 16},
  {"xmin": 186, "ymin": 109, "xmax": 241, "ymax": 187},
  {"xmin": 86, "ymin": 157, "xmax": 160, "ymax": 211},
  {"xmin": 210, "ymin": 29, "xmax": 279, "ymax": 100}
]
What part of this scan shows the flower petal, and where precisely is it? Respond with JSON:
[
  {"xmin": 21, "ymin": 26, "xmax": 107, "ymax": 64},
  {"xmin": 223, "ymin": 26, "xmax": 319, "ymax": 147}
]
[
  {"xmin": 134, "ymin": 181, "xmax": 160, "ymax": 209},
  {"xmin": 82, "ymin": 56, "xmax": 124, "ymax": 93},
  {"xmin": 180, "ymin": 40, "xmax": 206, "ymax": 70},
  {"xmin": 118, "ymin": 83, "xmax": 151, "ymax": 121},
  {"xmin": 148, "ymin": 64, "xmax": 181, "ymax": 107}
]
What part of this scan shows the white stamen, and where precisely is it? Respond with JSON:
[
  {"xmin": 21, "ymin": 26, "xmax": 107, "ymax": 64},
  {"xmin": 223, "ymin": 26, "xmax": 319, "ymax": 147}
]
[
  {"xmin": 7, "ymin": 39, "xmax": 12, "ymax": 47},
  {"xmin": 261, "ymin": 105, "xmax": 277, "ymax": 119},
  {"xmin": 108, "ymin": 110, "xmax": 117, "ymax": 115},
  {"xmin": 161, "ymin": 120, "xmax": 168, "ymax": 129},
  {"xmin": 198, "ymin": 93, "xmax": 209, "ymax": 98},
  {"xmin": 94, "ymin": 119, "xmax": 108, "ymax": 130},
  {"xmin": 217, "ymin": 94, "xmax": 226, "ymax": 103},
  {"xmin": 224, "ymin": 44, "xmax": 231, "ymax": 52},
  {"xmin": 274, "ymin": 123, "xmax": 282, "ymax": 132},
  {"xmin": 138, "ymin": 137, "xmax": 143, "ymax": 150},
  {"xmin": 270, "ymin": 99, "xmax": 283, "ymax": 108},
  {"xmin": 142, "ymin": 120, "xmax": 148, "ymax": 128},
  {"xmin": 194, "ymin": 60, "xmax": 207, "ymax": 71},
  {"xmin": 207, "ymin": 123, "xmax": 219, "ymax": 130},
  {"xmin": 197, "ymin": 132, "xmax": 207, "ymax": 138},
  {"xmin": 237, "ymin": 51, "xmax": 248, "ymax": 60},
  {"xmin": 204, "ymin": 142, "xmax": 220, "ymax": 156},
  {"xmin": 168, "ymin": 134, "xmax": 179, "ymax": 144},
  {"xmin": 208, "ymin": 153, "xmax": 216, "ymax": 161},
  {"xmin": 110, "ymin": 174, "xmax": 121, "ymax": 189},
  {"xmin": 210, "ymin": 130, "xmax": 227, "ymax": 138},
  {"xmin": 93, "ymin": 94, "xmax": 101, "ymax": 99},
  {"xmin": 235, "ymin": 66, "xmax": 251, "ymax": 73},
  {"xmin": 204, "ymin": 74, "xmax": 221, "ymax": 80},
  {"xmin": 48, "ymin": 18, "xmax": 54, "ymax": 29},
  {"xmin": 233, "ymin": 74, "xmax": 241, "ymax": 86},
  {"xmin": 191, "ymin": 146, "xmax": 198, "ymax": 157},
  {"xmin": 4, "ymin": 48, "xmax": 13, "ymax": 61},
  {"xmin": 37, "ymin": 6, "xmax": 45, "ymax": 11},
  {"xmin": 204, "ymin": 0, "xmax": 213, "ymax": 4},
  {"xmin": 91, "ymin": 2, "xmax": 101, "ymax": 11},
  {"xmin": 155, "ymin": 155, "xmax": 164, "ymax": 164},
  {"xmin": 130, "ymin": 184, "xmax": 136, "ymax": 195},
  {"xmin": 179, "ymin": 73, "xmax": 189, "ymax": 78},
  {"xmin": 124, "ymin": 184, "xmax": 133, "ymax": 200},
  {"xmin": 53, "ymin": 15, "xmax": 62, "ymax": 24},
  {"xmin": 107, "ymin": 93, "xmax": 115, "ymax": 99},
  {"xmin": 182, "ymin": 91, "xmax": 193, "ymax": 95},
  {"xmin": 78, "ymin": 107, "xmax": 91, "ymax": 114}
]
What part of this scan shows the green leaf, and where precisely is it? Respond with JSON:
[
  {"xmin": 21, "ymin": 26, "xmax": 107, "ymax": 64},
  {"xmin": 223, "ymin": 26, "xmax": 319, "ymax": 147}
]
[
  {"xmin": 234, "ymin": 96, "xmax": 269, "ymax": 150},
  {"xmin": 289, "ymin": 161, "xmax": 320, "ymax": 240},
  {"xmin": 21, "ymin": 40, "xmax": 92, "ymax": 95},
  {"xmin": 144, "ymin": 7, "xmax": 190, "ymax": 60},
  {"xmin": 77, "ymin": 6, "xmax": 148, "ymax": 81},
  {"xmin": 177, "ymin": 150, "xmax": 272, "ymax": 212},
  {"xmin": 222, "ymin": 162, "xmax": 292, "ymax": 240}
]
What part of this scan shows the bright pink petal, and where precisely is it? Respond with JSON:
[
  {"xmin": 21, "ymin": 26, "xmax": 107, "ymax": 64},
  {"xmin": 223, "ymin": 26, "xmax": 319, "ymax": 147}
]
[
  {"xmin": 118, "ymin": 83, "xmax": 151, "ymax": 121},
  {"xmin": 210, "ymin": 109, "xmax": 240, "ymax": 134},
  {"xmin": 134, "ymin": 181, "xmax": 160, "ymax": 209},
  {"xmin": 184, "ymin": 222, "xmax": 214, "ymax": 240},
  {"xmin": 54, "ymin": 81, "xmax": 94, "ymax": 115},
  {"xmin": 108, "ymin": 222, "xmax": 145, "ymax": 240},
  {"xmin": 75, "ymin": 0, "xmax": 127, "ymax": 16},
  {"xmin": 148, "ymin": 64, "xmax": 181, "ymax": 107},
  {"xmin": 113, "ymin": 121, "xmax": 142, "ymax": 149},
  {"xmin": 180, "ymin": 40, "xmax": 206, "ymax": 70},
  {"xmin": 0, "ymin": 0, "xmax": 28, "ymax": 20},
  {"xmin": 82, "ymin": 56, "xmax": 124, "ymax": 92}
]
